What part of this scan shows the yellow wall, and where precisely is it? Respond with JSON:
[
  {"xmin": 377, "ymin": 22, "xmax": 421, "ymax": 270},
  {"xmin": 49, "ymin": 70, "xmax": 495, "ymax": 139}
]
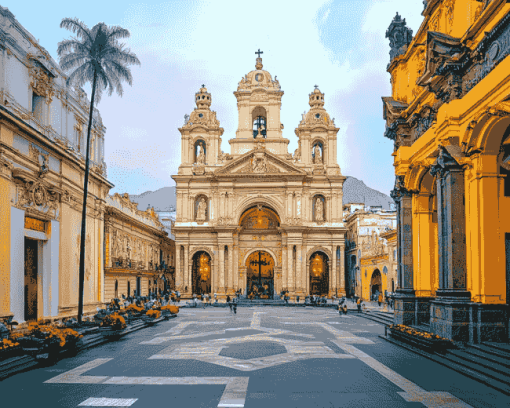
[{"xmin": 0, "ymin": 176, "xmax": 11, "ymax": 317}]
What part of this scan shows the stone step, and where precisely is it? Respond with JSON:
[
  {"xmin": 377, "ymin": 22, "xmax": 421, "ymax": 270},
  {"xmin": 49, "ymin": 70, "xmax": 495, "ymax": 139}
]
[
  {"xmin": 0, "ymin": 355, "xmax": 38, "ymax": 381},
  {"xmin": 462, "ymin": 345, "xmax": 510, "ymax": 368},
  {"xmin": 448, "ymin": 348, "xmax": 510, "ymax": 377},
  {"xmin": 380, "ymin": 335, "xmax": 510, "ymax": 396},
  {"xmin": 483, "ymin": 342, "xmax": 510, "ymax": 355},
  {"xmin": 442, "ymin": 351, "xmax": 510, "ymax": 387},
  {"xmin": 468, "ymin": 343, "xmax": 510, "ymax": 361},
  {"xmin": 358, "ymin": 312, "xmax": 391, "ymax": 326}
]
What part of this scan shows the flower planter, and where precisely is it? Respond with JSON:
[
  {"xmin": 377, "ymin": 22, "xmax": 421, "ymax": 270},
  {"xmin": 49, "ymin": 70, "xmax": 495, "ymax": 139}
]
[
  {"xmin": 142, "ymin": 316, "xmax": 164, "ymax": 326},
  {"xmin": 0, "ymin": 345, "xmax": 22, "ymax": 361},
  {"xmin": 98, "ymin": 326, "xmax": 125, "ymax": 339},
  {"xmin": 388, "ymin": 327, "xmax": 453, "ymax": 354}
]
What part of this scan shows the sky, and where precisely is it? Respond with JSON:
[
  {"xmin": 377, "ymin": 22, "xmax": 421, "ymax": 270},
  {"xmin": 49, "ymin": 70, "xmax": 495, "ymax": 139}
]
[{"xmin": 6, "ymin": 0, "xmax": 425, "ymax": 196}]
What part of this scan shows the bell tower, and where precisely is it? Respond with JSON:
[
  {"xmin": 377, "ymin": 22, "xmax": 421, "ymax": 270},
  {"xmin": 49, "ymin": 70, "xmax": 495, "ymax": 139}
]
[
  {"xmin": 294, "ymin": 86, "xmax": 341, "ymax": 175},
  {"xmin": 230, "ymin": 51, "xmax": 289, "ymax": 157},
  {"xmin": 177, "ymin": 85, "xmax": 224, "ymax": 175}
]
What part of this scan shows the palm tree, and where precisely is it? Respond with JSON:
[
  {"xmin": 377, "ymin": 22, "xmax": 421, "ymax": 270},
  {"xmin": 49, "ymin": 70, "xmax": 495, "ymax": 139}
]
[{"xmin": 58, "ymin": 18, "xmax": 140, "ymax": 323}]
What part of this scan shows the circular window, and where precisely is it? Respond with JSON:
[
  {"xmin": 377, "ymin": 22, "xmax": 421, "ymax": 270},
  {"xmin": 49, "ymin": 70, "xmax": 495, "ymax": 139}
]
[
  {"xmin": 199, "ymin": 113, "xmax": 203, "ymax": 118},
  {"xmin": 255, "ymin": 73, "xmax": 263, "ymax": 82},
  {"xmin": 315, "ymin": 113, "xmax": 320, "ymax": 119}
]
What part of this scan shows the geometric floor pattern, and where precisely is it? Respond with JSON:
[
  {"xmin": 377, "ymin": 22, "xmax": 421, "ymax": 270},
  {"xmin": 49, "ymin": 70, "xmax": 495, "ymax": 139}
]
[{"xmin": 44, "ymin": 308, "xmax": 476, "ymax": 407}]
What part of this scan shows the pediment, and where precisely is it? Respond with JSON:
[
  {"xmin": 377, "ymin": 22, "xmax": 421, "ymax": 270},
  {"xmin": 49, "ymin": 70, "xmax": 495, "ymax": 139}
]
[{"xmin": 214, "ymin": 148, "xmax": 306, "ymax": 177}]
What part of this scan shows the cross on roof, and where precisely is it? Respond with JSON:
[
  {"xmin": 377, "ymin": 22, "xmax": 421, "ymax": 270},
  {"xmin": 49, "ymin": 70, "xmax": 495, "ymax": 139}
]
[
  {"xmin": 314, "ymin": 85, "xmax": 319, "ymax": 89},
  {"xmin": 255, "ymin": 49, "xmax": 263, "ymax": 58}
]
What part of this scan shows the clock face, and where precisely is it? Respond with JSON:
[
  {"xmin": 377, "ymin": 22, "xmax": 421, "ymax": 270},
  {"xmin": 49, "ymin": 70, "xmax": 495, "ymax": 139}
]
[
  {"xmin": 199, "ymin": 113, "xmax": 204, "ymax": 118},
  {"xmin": 255, "ymin": 74, "xmax": 263, "ymax": 82},
  {"xmin": 315, "ymin": 113, "xmax": 321, "ymax": 119}
]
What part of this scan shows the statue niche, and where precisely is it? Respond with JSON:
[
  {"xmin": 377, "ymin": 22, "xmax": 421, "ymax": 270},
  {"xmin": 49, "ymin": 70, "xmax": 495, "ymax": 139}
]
[
  {"xmin": 194, "ymin": 141, "xmax": 206, "ymax": 165},
  {"xmin": 313, "ymin": 195, "xmax": 325, "ymax": 222},
  {"xmin": 195, "ymin": 196, "xmax": 208, "ymax": 222},
  {"xmin": 312, "ymin": 142, "xmax": 323, "ymax": 164}
]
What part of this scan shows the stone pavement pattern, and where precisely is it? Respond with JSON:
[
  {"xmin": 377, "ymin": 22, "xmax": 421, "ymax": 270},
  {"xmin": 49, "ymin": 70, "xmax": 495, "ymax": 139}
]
[{"xmin": 1, "ymin": 307, "xmax": 509, "ymax": 407}]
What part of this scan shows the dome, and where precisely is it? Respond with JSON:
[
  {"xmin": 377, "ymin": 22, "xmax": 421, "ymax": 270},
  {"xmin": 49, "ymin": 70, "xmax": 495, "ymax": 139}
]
[{"xmin": 237, "ymin": 57, "xmax": 281, "ymax": 92}]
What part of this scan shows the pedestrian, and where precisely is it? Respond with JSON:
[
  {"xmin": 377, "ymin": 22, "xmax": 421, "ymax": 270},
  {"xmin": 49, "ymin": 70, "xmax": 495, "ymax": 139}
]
[
  {"xmin": 233, "ymin": 296, "xmax": 237, "ymax": 314},
  {"xmin": 357, "ymin": 298, "xmax": 362, "ymax": 313},
  {"xmin": 227, "ymin": 295, "xmax": 232, "ymax": 312},
  {"xmin": 378, "ymin": 293, "xmax": 383, "ymax": 307}
]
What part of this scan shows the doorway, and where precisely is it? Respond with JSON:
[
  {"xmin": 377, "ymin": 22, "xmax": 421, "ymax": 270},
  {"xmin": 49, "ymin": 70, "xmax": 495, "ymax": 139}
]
[
  {"xmin": 192, "ymin": 251, "xmax": 211, "ymax": 295},
  {"xmin": 246, "ymin": 251, "xmax": 274, "ymax": 299},
  {"xmin": 309, "ymin": 252, "xmax": 329, "ymax": 296},
  {"xmin": 24, "ymin": 238, "xmax": 38, "ymax": 321}
]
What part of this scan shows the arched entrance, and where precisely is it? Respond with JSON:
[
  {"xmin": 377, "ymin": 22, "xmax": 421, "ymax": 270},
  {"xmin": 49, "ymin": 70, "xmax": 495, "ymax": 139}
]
[
  {"xmin": 192, "ymin": 251, "xmax": 211, "ymax": 295},
  {"xmin": 246, "ymin": 251, "xmax": 274, "ymax": 299},
  {"xmin": 371, "ymin": 269, "xmax": 382, "ymax": 299},
  {"xmin": 309, "ymin": 252, "xmax": 329, "ymax": 296}
]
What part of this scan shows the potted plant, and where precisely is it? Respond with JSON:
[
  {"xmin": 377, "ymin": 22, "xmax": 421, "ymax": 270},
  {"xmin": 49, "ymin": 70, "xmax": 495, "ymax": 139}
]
[
  {"xmin": 99, "ymin": 313, "xmax": 127, "ymax": 339},
  {"xmin": 143, "ymin": 309, "xmax": 162, "ymax": 326}
]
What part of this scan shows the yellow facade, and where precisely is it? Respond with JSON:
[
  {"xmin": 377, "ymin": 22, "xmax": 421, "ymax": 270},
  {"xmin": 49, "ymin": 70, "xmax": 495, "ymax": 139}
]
[{"xmin": 384, "ymin": 0, "xmax": 510, "ymax": 342}]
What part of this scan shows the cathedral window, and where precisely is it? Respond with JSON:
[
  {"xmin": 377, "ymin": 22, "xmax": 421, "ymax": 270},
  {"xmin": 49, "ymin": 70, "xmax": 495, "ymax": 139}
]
[
  {"xmin": 253, "ymin": 116, "xmax": 267, "ymax": 138},
  {"xmin": 315, "ymin": 114, "xmax": 320, "ymax": 119},
  {"xmin": 31, "ymin": 92, "xmax": 44, "ymax": 123},
  {"xmin": 312, "ymin": 195, "xmax": 326, "ymax": 222},
  {"xmin": 199, "ymin": 113, "xmax": 203, "ymax": 118}
]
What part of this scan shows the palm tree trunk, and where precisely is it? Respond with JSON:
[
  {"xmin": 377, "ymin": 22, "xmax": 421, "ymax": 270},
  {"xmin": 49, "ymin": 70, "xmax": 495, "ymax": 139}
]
[{"xmin": 78, "ymin": 71, "xmax": 98, "ymax": 324}]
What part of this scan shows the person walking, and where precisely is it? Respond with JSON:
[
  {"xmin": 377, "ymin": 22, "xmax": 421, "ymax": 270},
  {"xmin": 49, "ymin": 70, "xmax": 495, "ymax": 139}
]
[
  {"xmin": 233, "ymin": 296, "xmax": 237, "ymax": 315},
  {"xmin": 378, "ymin": 293, "xmax": 383, "ymax": 307},
  {"xmin": 357, "ymin": 297, "xmax": 362, "ymax": 313},
  {"xmin": 227, "ymin": 295, "xmax": 232, "ymax": 312}
]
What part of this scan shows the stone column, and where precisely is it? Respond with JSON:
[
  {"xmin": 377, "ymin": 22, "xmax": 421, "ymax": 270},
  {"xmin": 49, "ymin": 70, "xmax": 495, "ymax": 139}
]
[
  {"xmin": 296, "ymin": 192, "xmax": 302, "ymax": 219},
  {"xmin": 429, "ymin": 146, "xmax": 471, "ymax": 341},
  {"xmin": 296, "ymin": 244, "xmax": 303, "ymax": 295},
  {"xmin": 227, "ymin": 244, "xmax": 234, "ymax": 295},
  {"xmin": 183, "ymin": 244, "xmax": 190, "ymax": 296},
  {"xmin": 339, "ymin": 245, "xmax": 346, "ymax": 296},
  {"xmin": 390, "ymin": 175, "xmax": 415, "ymax": 325},
  {"xmin": 219, "ymin": 244, "xmax": 225, "ymax": 297},
  {"xmin": 282, "ymin": 235, "xmax": 288, "ymax": 291},
  {"xmin": 331, "ymin": 247, "xmax": 337, "ymax": 296},
  {"xmin": 287, "ymin": 244, "xmax": 294, "ymax": 293},
  {"xmin": 233, "ymin": 235, "xmax": 239, "ymax": 292},
  {"xmin": 287, "ymin": 192, "xmax": 293, "ymax": 220},
  {"xmin": 175, "ymin": 245, "xmax": 182, "ymax": 291}
]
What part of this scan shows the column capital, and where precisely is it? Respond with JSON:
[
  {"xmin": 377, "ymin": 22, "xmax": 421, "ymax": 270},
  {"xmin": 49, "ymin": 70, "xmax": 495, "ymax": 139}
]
[
  {"xmin": 390, "ymin": 174, "xmax": 412, "ymax": 201},
  {"xmin": 430, "ymin": 145, "xmax": 463, "ymax": 179}
]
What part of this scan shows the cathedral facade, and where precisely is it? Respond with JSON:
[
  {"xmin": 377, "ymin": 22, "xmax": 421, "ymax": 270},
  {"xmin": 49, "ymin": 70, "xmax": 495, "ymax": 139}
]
[{"xmin": 172, "ymin": 56, "xmax": 346, "ymax": 300}]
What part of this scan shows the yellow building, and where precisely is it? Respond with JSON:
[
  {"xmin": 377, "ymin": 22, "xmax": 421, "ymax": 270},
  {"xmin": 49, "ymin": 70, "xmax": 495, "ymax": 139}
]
[
  {"xmin": 103, "ymin": 193, "xmax": 175, "ymax": 301},
  {"xmin": 383, "ymin": 0, "xmax": 510, "ymax": 342},
  {"xmin": 0, "ymin": 7, "xmax": 112, "ymax": 323},
  {"xmin": 343, "ymin": 204, "xmax": 397, "ymax": 300}
]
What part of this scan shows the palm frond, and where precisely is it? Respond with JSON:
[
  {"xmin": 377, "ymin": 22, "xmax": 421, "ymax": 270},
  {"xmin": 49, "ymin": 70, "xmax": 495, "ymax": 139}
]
[
  {"xmin": 60, "ymin": 18, "xmax": 92, "ymax": 44},
  {"xmin": 60, "ymin": 53, "xmax": 89, "ymax": 72},
  {"xmin": 107, "ymin": 26, "xmax": 131, "ymax": 41}
]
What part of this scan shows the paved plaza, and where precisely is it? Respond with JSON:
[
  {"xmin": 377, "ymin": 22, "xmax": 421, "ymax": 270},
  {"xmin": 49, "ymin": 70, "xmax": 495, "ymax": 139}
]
[{"xmin": 1, "ymin": 307, "xmax": 508, "ymax": 407}]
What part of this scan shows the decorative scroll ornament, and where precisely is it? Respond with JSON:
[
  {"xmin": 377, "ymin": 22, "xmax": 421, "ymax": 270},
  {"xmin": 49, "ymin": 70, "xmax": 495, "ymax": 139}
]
[
  {"xmin": 15, "ymin": 179, "xmax": 60, "ymax": 219},
  {"xmin": 390, "ymin": 175, "xmax": 412, "ymax": 201},
  {"xmin": 29, "ymin": 66, "xmax": 54, "ymax": 104}
]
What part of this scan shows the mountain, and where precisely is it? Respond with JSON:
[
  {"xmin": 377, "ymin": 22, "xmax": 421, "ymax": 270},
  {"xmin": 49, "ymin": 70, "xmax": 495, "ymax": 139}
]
[
  {"xmin": 342, "ymin": 176, "xmax": 394, "ymax": 210},
  {"xmin": 127, "ymin": 177, "xmax": 393, "ymax": 212},
  {"xmin": 129, "ymin": 186, "xmax": 176, "ymax": 212}
]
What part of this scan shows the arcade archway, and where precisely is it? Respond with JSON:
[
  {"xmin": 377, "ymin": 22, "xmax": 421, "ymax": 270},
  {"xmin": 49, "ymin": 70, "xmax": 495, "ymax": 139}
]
[
  {"xmin": 371, "ymin": 269, "xmax": 382, "ymax": 299},
  {"xmin": 309, "ymin": 251, "xmax": 329, "ymax": 296},
  {"xmin": 192, "ymin": 251, "xmax": 211, "ymax": 295},
  {"xmin": 246, "ymin": 251, "xmax": 274, "ymax": 299}
]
